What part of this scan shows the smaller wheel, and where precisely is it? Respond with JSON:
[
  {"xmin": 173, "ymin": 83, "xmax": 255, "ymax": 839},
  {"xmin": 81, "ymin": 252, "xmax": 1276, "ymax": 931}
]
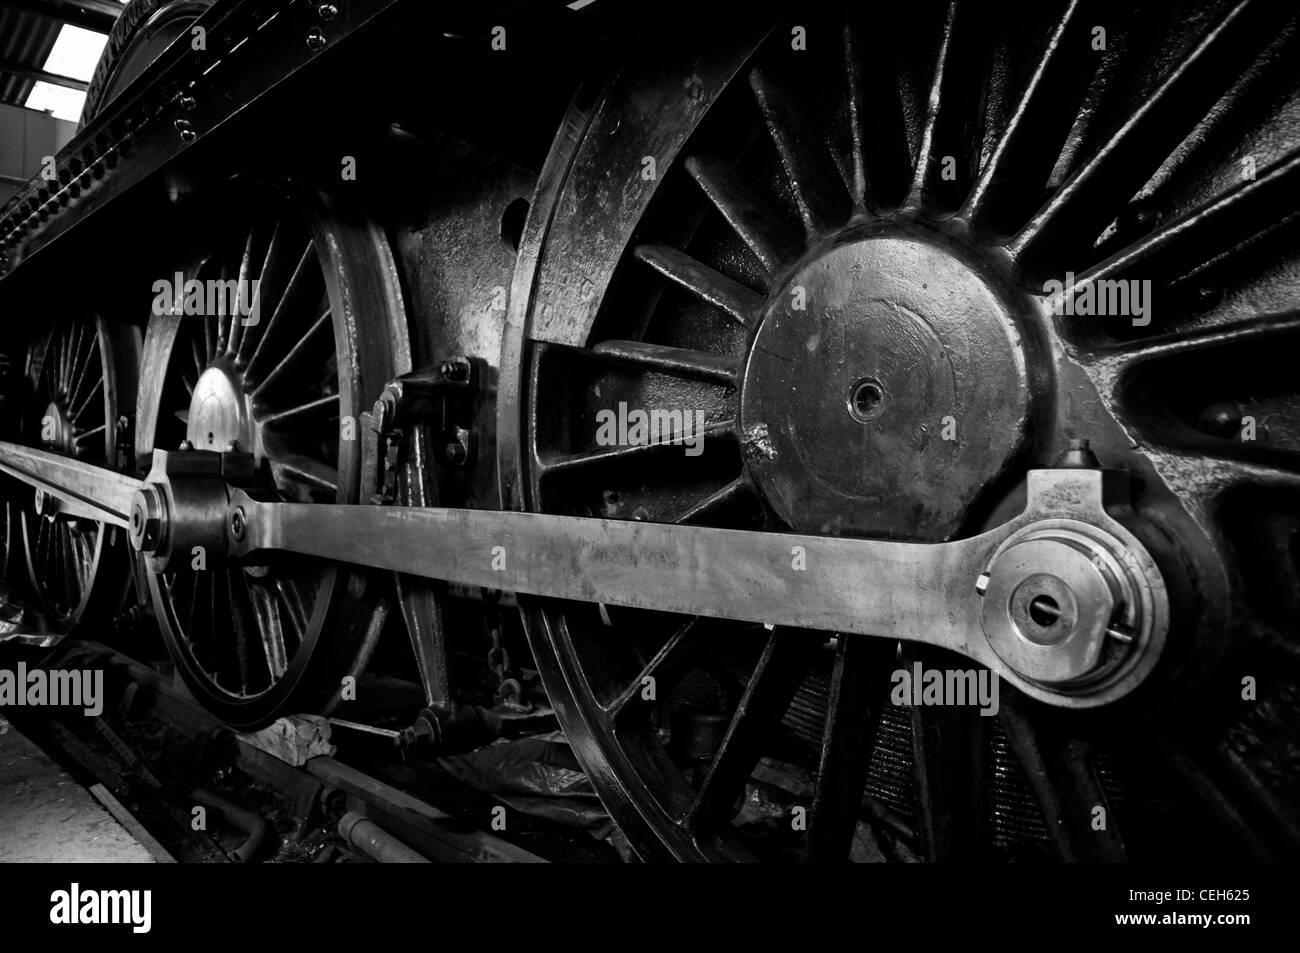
[
  {"xmin": 18, "ymin": 315, "xmax": 140, "ymax": 631},
  {"xmin": 1, "ymin": 351, "xmax": 19, "ymax": 592}
]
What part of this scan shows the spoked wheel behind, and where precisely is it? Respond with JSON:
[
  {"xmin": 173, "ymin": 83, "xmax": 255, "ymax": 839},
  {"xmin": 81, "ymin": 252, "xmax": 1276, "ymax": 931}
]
[
  {"xmin": 18, "ymin": 314, "xmax": 139, "ymax": 632},
  {"xmin": 136, "ymin": 181, "xmax": 410, "ymax": 729},
  {"xmin": 501, "ymin": 1, "xmax": 1300, "ymax": 861},
  {"xmin": 1, "ymin": 364, "xmax": 22, "ymax": 596}
]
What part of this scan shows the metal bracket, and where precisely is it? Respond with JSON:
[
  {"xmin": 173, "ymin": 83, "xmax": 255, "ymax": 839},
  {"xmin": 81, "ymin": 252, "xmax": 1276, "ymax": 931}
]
[{"xmin": 366, "ymin": 357, "xmax": 482, "ymax": 506}]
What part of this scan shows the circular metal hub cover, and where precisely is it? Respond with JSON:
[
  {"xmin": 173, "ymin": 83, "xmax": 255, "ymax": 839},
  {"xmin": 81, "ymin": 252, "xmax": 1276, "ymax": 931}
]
[
  {"xmin": 740, "ymin": 236, "xmax": 1031, "ymax": 538},
  {"xmin": 187, "ymin": 360, "xmax": 254, "ymax": 454}
]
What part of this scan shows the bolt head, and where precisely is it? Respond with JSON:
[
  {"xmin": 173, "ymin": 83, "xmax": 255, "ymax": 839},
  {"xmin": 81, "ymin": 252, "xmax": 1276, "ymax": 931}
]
[
  {"xmin": 127, "ymin": 486, "xmax": 166, "ymax": 554},
  {"xmin": 1198, "ymin": 402, "xmax": 1241, "ymax": 439},
  {"xmin": 33, "ymin": 488, "xmax": 58, "ymax": 518}
]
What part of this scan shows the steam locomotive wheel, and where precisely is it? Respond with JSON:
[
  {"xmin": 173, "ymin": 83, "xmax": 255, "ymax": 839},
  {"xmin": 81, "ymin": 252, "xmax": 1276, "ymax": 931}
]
[
  {"xmin": 502, "ymin": 3, "xmax": 1300, "ymax": 860},
  {"xmin": 135, "ymin": 183, "xmax": 410, "ymax": 729},
  {"xmin": 18, "ymin": 315, "xmax": 139, "ymax": 631}
]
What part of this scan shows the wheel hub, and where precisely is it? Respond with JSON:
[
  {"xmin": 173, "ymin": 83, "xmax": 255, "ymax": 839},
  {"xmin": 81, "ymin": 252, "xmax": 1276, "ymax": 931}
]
[
  {"xmin": 188, "ymin": 361, "xmax": 254, "ymax": 454},
  {"xmin": 739, "ymin": 234, "xmax": 1032, "ymax": 538},
  {"xmin": 42, "ymin": 401, "xmax": 76, "ymax": 455}
]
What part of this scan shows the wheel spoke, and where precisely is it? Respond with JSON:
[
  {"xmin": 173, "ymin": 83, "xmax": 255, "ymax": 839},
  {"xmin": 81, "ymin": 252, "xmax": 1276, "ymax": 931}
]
[
  {"xmin": 587, "ymin": 338, "xmax": 740, "ymax": 386},
  {"xmin": 904, "ymin": 646, "xmax": 987, "ymax": 860},
  {"xmin": 749, "ymin": 67, "xmax": 850, "ymax": 236},
  {"xmin": 907, "ymin": 0, "xmax": 990, "ymax": 210},
  {"xmin": 71, "ymin": 526, "xmax": 93, "ymax": 585},
  {"xmin": 1161, "ymin": 742, "xmax": 1272, "ymax": 859},
  {"xmin": 1064, "ymin": 150, "xmax": 1300, "ymax": 293},
  {"xmin": 48, "ymin": 524, "xmax": 63, "ymax": 610},
  {"xmin": 183, "ymin": 572, "xmax": 205, "ymax": 670},
  {"xmin": 47, "ymin": 330, "xmax": 64, "ymax": 399},
  {"xmin": 204, "ymin": 311, "xmax": 218, "ymax": 366},
  {"xmin": 1151, "ymin": 449, "xmax": 1300, "ymax": 498},
  {"xmin": 66, "ymin": 323, "xmax": 95, "ymax": 403},
  {"xmin": 70, "ymin": 376, "xmax": 103, "ymax": 425},
  {"xmin": 209, "ymin": 567, "xmax": 228, "ymax": 688},
  {"xmin": 686, "ymin": 627, "xmax": 817, "ymax": 830},
  {"xmin": 999, "ymin": 692, "xmax": 1127, "ymax": 861},
  {"xmin": 843, "ymin": 19, "xmax": 911, "ymax": 210},
  {"xmin": 68, "ymin": 339, "xmax": 102, "ymax": 413},
  {"xmin": 998, "ymin": 700, "xmax": 1079, "ymax": 860},
  {"xmin": 608, "ymin": 618, "xmax": 701, "ymax": 728},
  {"xmin": 685, "ymin": 155, "xmax": 801, "ymax": 281},
  {"xmin": 58, "ymin": 523, "xmax": 78, "ymax": 610},
  {"xmin": 673, "ymin": 477, "xmax": 756, "ymax": 525},
  {"xmin": 259, "ymin": 392, "xmax": 339, "ymax": 428},
  {"xmin": 215, "ymin": 301, "xmax": 232, "ymax": 360},
  {"xmin": 1090, "ymin": 309, "xmax": 1300, "ymax": 372},
  {"xmin": 275, "ymin": 578, "xmax": 309, "ymax": 645},
  {"xmin": 227, "ymin": 569, "xmax": 252, "ymax": 695},
  {"xmin": 235, "ymin": 221, "xmax": 283, "ymax": 366},
  {"xmin": 805, "ymin": 637, "xmax": 896, "ymax": 863},
  {"xmin": 244, "ymin": 241, "xmax": 320, "ymax": 382},
  {"xmin": 962, "ymin": 0, "xmax": 1094, "ymax": 232},
  {"xmin": 73, "ymin": 423, "xmax": 106, "ymax": 445},
  {"xmin": 190, "ymin": 329, "xmax": 206, "ymax": 377},
  {"xmin": 634, "ymin": 244, "xmax": 763, "ymax": 326},
  {"xmin": 35, "ymin": 517, "xmax": 49, "ymax": 574},
  {"xmin": 59, "ymin": 323, "xmax": 79, "ymax": 395},
  {"xmin": 226, "ymin": 229, "xmax": 259, "ymax": 360},
  {"xmin": 251, "ymin": 307, "xmax": 334, "ymax": 396},
  {"xmin": 1008, "ymin": 0, "xmax": 1292, "ymax": 274},
  {"xmin": 272, "ymin": 453, "xmax": 340, "ymax": 497},
  {"xmin": 538, "ymin": 419, "xmax": 736, "ymax": 479},
  {"xmin": 249, "ymin": 581, "xmax": 289, "ymax": 681}
]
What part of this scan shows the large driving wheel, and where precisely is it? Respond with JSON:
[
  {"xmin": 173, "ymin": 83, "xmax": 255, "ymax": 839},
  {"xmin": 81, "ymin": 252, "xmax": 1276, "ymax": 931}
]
[{"xmin": 501, "ymin": 1, "xmax": 1300, "ymax": 861}]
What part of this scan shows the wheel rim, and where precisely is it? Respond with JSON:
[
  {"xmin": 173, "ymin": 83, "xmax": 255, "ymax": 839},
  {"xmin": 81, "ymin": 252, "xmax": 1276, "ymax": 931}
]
[
  {"xmin": 137, "ymin": 181, "xmax": 410, "ymax": 728},
  {"xmin": 501, "ymin": 2, "xmax": 1300, "ymax": 861},
  {"xmin": 19, "ymin": 314, "xmax": 138, "ymax": 630}
]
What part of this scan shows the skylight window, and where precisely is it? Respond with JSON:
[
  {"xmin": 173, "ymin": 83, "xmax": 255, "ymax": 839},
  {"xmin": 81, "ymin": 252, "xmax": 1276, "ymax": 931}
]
[{"xmin": 24, "ymin": 23, "xmax": 112, "ymax": 122}]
